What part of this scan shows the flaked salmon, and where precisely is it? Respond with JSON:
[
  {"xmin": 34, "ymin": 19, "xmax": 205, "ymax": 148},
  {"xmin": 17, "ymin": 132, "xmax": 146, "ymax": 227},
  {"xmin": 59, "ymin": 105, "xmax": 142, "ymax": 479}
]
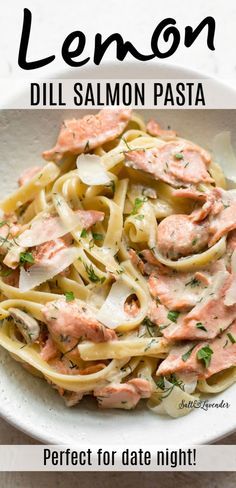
[
  {"xmin": 149, "ymin": 270, "xmax": 209, "ymax": 312},
  {"xmin": 148, "ymin": 260, "xmax": 226, "ymax": 312},
  {"xmin": 146, "ymin": 119, "xmax": 177, "ymax": 140},
  {"xmin": 40, "ymin": 335, "xmax": 58, "ymax": 362},
  {"xmin": 94, "ymin": 378, "xmax": 152, "ymax": 409},
  {"xmin": 125, "ymin": 141, "xmax": 213, "ymax": 188},
  {"xmin": 32, "ymin": 236, "xmax": 72, "ymax": 265},
  {"xmin": 43, "ymin": 109, "xmax": 131, "ymax": 163},
  {"xmin": 42, "ymin": 298, "xmax": 117, "ymax": 344},
  {"xmin": 173, "ymin": 188, "xmax": 218, "ymax": 222},
  {"xmin": 157, "ymin": 214, "xmax": 209, "ymax": 259},
  {"xmin": 157, "ymin": 321, "xmax": 236, "ymax": 379},
  {"xmin": 164, "ymin": 271, "xmax": 236, "ymax": 341},
  {"xmin": 209, "ymin": 190, "xmax": 236, "ymax": 246}
]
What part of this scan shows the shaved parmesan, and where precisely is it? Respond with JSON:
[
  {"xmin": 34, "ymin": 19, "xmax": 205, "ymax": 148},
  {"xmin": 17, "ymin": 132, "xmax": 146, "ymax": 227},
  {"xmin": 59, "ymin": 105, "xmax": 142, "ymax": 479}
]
[
  {"xmin": 17, "ymin": 213, "xmax": 75, "ymax": 247},
  {"xmin": 213, "ymin": 132, "xmax": 236, "ymax": 188},
  {"xmin": 17, "ymin": 210, "xmax": 104, "ymax": 248},
  {"xmin": 97, "ymin": 279, "xmax": 141, "ymax": 329},
  {"xmin": 76, "ymin": 154, "xmax": 115, "ymax": 186},
  {"xmin": 19, "ymin": 246, "xmax": 80, "ymax": 292}
]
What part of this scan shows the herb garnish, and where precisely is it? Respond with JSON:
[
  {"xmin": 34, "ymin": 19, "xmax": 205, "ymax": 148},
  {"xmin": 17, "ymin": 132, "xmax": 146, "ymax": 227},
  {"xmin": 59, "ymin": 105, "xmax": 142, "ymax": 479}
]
[
  {"xmin": 227, "ymin": 332, "xmax": 236, "ymax": 344},
  {"xmin": 84, "ymin": 263, "xmax": 105, "ymax": 283},
  {"xmin": 181, "ymin": 345, "xmax": 196, "ymax": 362},
  {"xmin": 60, "ymin": 339, "xmax": 82, "ymax": 358},
  {"xmin": 92, "ymin": 233, "xmax": 103, "ymax": 241},
  {"xmin": 80, "ymin": 229, "xmax": 88, "ymax": 238},
  {"xmin": 167, "ymin": 310, "xmax": 180, "ymax": 323},
  {"xmin": 155, "ymin": 377, "xmax": 165, "ymax": 390},
  {"xmin": 144, "ymin": 338, "xmax": 156, "ymax": 352},
  {"xmin": 19, "ymin": 252, "xmax": 35, "ymax": 265},
  {"xmin": 65, "ymin": 291, "xmax": 75, "ymax": 302},
  {"xmin": 142, "ymin": 317, "xmax": 156, "ymax": 337},
  {"xmin": 174, "ymin": 153, "xmax": 184, "ymax": 160},
  {"xmin": 69, "ymin": 361, "xmax": 77, "ymax": 370},
  {"xmin": 84, "ymin": 140, "xmax": 90, "ymax": 151},
  {"xmin": 197, "ymin": 345, "xmax": 213, "ymax": 368},
  {"xmin": 185, "ymin": 277, "xmax": 201, "ymax": 287},
  {"xmin": 131, "ymin": 197, "xmax": 147, "ymax": 215},
  {"xmin": 106, "ymin": 180, "xmax": 115, "ymax": 196},
  {"xmin": 191, "ymin": 238, "xmax": 198, "ymax": 246},
  {"xmin": 59, "ymin": 334, "xmax": 70, "ymax": 343},
  {"xmin": 0, "ymin": 268, "xmax": 13, "ymax": 277},
  {"xmin": 155, "ymin": 374, "xmax": 185, "ymax": 399},
  {"xmin": 196, "ymin": 322, "xmax": 207, "ymax": 332},
  {"xmin": 121, "ymin": 137, "xmax": 132, "ymax": 151}
]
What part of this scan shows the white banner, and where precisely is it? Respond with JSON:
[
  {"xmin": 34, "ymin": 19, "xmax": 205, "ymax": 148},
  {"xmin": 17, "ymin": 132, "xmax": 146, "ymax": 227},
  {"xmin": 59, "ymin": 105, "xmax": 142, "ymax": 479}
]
[
  {"xmin": 0, "ymin": 79, "xmax": 236, "ymax": 109},
  {"xmin": 0, "ymin": 445, "xmax": 235, "ymax": 471}
]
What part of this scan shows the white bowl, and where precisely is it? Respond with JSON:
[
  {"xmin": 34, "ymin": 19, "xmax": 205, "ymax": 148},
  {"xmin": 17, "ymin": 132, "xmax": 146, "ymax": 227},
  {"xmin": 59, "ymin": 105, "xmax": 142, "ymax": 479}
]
[{"xmin": 0, "ymin": 62, "xmax": 236, "ymax": 445}]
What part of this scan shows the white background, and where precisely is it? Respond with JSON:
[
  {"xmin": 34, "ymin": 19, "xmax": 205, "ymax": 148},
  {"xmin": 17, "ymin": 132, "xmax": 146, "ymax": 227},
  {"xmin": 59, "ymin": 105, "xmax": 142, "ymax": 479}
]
[{"xmin": 0, "ymin": 0, "xmax": 236, "ymax": 486}]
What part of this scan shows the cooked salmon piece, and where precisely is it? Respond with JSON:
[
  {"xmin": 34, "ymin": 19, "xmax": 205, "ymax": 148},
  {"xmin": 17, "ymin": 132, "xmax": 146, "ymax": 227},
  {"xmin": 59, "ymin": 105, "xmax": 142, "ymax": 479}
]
[
  {"xmin": 129, "ymin": 248, "xmax": 167, "ymax": 276},
  {"xmin": 174, "ymin": 188, "xmax": 236, "ymax": 247},
  {"xmin": 148, "ymin": 260, "xmax": 226, "ymax": 313},
  {"xmin": 40, "ymin": 335, "xmax": 59, "ymax": 361},
  {"xmin": 157, "ymin": 321, "xmax": 236, "ymax": 379},
  {"xmin": 148, "ymin": 301, "xmax": 168, "ymax": 325},
  {"xmin": 148, "ymin": 299, "xmax": 194, "ymax": 340},
  {"xmin": 125, "ymin": 141, "xmax": 213, "ymax": 188},
  {"xmin": 139, "ymin": 249, "xmax": 169, "ymax": 275},
  {"xmin": 48, "ymin": 357, "xmax": 80, "ymax": 375},
  {"xmin": 148, "ymin": 270, "xmax": 209, "ymax": 312},
  {"xmin": 43, "ymin": 109, "xmax": 132, "ymax": 163},
  {"xmin": 18, "ymin": 166, "xmax": 42, "ymax": 187},
  {"xmin": 181, "ymin": 270, "xmax": 236, "ymax": 340},
  {"xmin": 148, "ymin": 265, "xmax": 234, "ymax": 341},
  {"xmin": 94, "ymin": 378, "xmax": 152, "ymax": 409},
  {"xmin": 173, "ymin": 188, "xmax": 218, "ymax": 222},
  {"xmin": 146, "ymin": 119, "xmax": 177, "ymax": 140},
  {"xmin": 209, "ymin": 192, "xmax": 236, "ymax": 246},
  {"xmin": 125, "ymin": 148, "xmax": 179, "ymax": 187},
  {"xmin": 1, "ymin": 268, "xmax": 19, "ymax": 287},
  {"xmin": 42, "ymin": 298, "xmax": 117, "ymax": 344},
  {"xmin": 32, "ymin": 236, "xmax": 72, "ymax": 265},
  {"xmin": 157, "ymin": 214, "xmax": 209, "ymax": 259},
  {"xmin": 124, "ymin": 299, "xmax": 140, "ymax": 317},
  {"xmin": 129, "ymin": 248, "xmax": 145, "ymax": 274},
  {"xmin": 159, "ymin": 142, "xmax": 213, "ymax": 185},
  {"xmin": 75, "ymin": 209, "xmax": 104, "ymax": 229},
  {"xmin": 128, "ymin": 378, "xmax": 153, "ymax": 397}
]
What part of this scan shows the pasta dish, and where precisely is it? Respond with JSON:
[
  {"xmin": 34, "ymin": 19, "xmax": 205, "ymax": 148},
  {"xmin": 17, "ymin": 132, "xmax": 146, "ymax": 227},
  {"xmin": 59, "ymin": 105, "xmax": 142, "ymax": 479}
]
[{"xmin": 0, "ymin": 108, "xmax": 235, "ymax": 417}]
